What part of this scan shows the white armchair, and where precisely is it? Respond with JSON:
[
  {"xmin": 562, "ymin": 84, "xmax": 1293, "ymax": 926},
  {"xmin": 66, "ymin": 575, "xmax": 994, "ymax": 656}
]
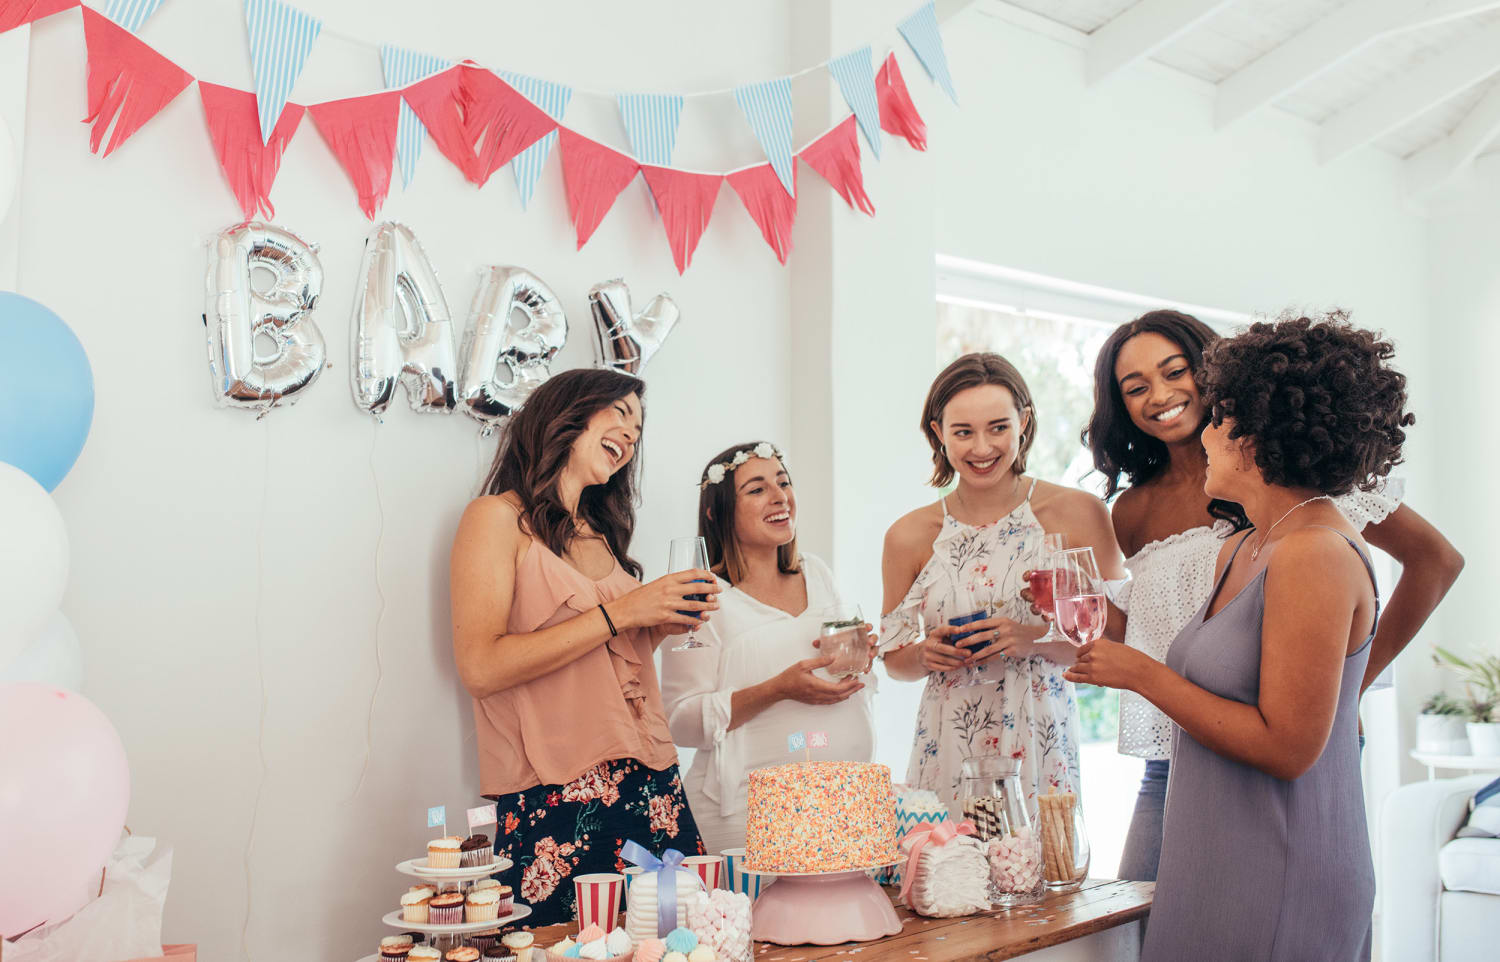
[{"xmin": 1379, "ymin": 775, "xmax": 1499, "ymax": 962}]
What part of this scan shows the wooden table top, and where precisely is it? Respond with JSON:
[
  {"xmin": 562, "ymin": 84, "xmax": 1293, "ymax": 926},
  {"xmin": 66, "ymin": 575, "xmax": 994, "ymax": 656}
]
[{"xmin": 526, "ymin": 880, "xmax": 1152, "ymax": 962}]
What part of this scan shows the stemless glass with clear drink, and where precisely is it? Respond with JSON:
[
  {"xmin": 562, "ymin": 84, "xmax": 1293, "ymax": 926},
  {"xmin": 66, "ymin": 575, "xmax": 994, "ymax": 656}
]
[
  {"xmin": 819, "ymin": 603, "xmax": 867, "ymax": 678},
  {"xmin": 1024, "ymin": 533, "xmax": 1070, "ymax": 645},
  {"xmin": 667, "ymin": 536, "xmax": 713, "ymax": 651},
  {"xmin": 1053, "ymin": 546, "xmax": 1107, "ymax": 648}
]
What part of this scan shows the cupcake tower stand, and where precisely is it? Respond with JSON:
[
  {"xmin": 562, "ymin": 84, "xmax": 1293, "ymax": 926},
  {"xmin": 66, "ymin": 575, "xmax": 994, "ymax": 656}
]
[
  {"xmin": 355, "ymin": 855, "xmax": 533, "ymax": 959},
  {"xmin": 740, "ymin": 860, "xmax": 902, "ymax": 946}
]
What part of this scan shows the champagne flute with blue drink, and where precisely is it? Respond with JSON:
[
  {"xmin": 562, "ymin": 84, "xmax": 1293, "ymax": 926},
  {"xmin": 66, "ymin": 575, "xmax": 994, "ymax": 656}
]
[{"xmin": 668, "ymin": 536, "xmax": 713, "ymax": 651}]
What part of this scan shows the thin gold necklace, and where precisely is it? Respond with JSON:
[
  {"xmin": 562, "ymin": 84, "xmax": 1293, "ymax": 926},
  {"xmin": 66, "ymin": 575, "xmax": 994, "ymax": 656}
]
[{"xmin": 1250, "ymin": 495, "xmax": 1333, "ymax": 561}]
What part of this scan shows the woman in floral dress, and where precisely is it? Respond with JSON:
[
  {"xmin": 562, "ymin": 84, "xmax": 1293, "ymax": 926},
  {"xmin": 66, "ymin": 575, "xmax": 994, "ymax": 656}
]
[
  {"xmin": 881, "ymin": 353, "xmax": 1126, "ymax": 813},
  {"xmin": 451, "ymin": 369, "xmax": 713, "ymax": 925}
]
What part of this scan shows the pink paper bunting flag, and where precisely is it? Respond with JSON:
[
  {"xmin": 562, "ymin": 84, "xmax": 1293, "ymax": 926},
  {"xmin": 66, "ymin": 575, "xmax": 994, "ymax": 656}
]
[
  {"xmin": 876, "ymin": 53, "xmax": 927, "ymax": 152},
  {"xmin": 642, "ymin": 165, "xmax": 723, "ymax": 274},
  {"xmin": 80, "ymin": 7, "xmax": 192, "ymax": 157},
  {"xmin": 557, "ymin": 128, "xmax": 640, "ymax": 250},
  {"xmin": 199, "ymin": 82, "xmax": 304, "ymax": 220},
  {"xmin": 798, "ymin": 116, "xmax": 875, "ymax": 216},
  {"xmin": 308, "ymin": 91, "xmax": 399, "ymax": 219},
  {"xmin": 727, "ymin": 162, "xmax": 797, "ymax": 265},
  {"xmin": 401, "ymin": 62, "xmax": 556, "ymax": 187},
  {"xmin": 0, "ymin": 0, "xmax": 77, "ymax": 33}
]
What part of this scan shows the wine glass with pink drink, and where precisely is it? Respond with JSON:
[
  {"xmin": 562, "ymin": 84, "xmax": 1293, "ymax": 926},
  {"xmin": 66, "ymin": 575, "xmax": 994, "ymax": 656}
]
[
  {"xmin": 1024, "ymin": 533, "xmax": 1070, "ymax": 645},
  {"xmin": 1053, "ymin": 546, "xmax": 1107, "ymax": 648}
]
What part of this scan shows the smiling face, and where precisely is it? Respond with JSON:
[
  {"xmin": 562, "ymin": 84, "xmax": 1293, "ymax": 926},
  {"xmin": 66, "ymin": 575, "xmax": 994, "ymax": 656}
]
[
  {"xmin": 1114, "ymin": 331, "xmax": 1206, "ymax": 446},
  {"xmin": 568, "ymin": 392, "xmax": 642, "ymax": 488},
  {"xmin": 730, "ymin": 456, "xmax": 796, "ymax": 550},
  {"xmin": 933, "ymin": 384, "xmax": 1029, "ymax": 489}
]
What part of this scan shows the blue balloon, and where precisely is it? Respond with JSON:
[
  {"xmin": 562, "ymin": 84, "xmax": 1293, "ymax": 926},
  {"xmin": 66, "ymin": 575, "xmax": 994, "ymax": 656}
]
[{"xmin": 0, "ymin": 292, "xmax": 94, "ymax": 491}]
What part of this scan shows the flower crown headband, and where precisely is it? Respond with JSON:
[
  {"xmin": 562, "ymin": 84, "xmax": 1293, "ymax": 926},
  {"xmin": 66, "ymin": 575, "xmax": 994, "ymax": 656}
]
[{"xmin": 699, "ymin": 442, "xmax": 786, "ymax": 490}]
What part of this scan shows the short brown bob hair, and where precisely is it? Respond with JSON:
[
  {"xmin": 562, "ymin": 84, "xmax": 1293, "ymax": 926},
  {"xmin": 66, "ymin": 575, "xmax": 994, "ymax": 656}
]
[{"xmin": 922, "ymin": 353, "xmax": 1036, "ymax": 487}]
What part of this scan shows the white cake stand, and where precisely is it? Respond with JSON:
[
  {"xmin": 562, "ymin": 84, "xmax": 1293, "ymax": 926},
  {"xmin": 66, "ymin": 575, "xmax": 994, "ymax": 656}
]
[
  {"xmin": 740, "ymin": 860, "xmax": 903, "ymax": 945},
  {"xmin": 382, "ymin": 855, "xmax": 529, "ymax": 953}
]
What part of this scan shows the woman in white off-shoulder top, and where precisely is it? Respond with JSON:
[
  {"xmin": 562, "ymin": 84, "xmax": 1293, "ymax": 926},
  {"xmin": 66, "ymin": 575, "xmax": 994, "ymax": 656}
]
[
  {"xmin": 1080, "ymin": 310, "xmax": 1463, "ymax": 882},
  {"xmin": 661, "ymin": 441, "xmax": 877, "ymax": 853}
]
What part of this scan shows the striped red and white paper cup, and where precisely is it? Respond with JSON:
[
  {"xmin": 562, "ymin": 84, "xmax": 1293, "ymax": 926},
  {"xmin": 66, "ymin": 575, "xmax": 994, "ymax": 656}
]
[
  {"xmin": 681, "ymin": 854, "xmax": 722, "ymax": 891},
  {"xmin": 573, "ymin": 873, "xmax": 624, "ymax": 932}
]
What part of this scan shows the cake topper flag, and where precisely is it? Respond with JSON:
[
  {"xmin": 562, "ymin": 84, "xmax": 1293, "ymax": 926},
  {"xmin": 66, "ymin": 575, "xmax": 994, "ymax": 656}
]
[
  {"xmin": 467, "ymin": 803, "xmax": 498, "ymax": 830},
  {"xmin": 787, "ymin": 731, "xmax": 806, "ymax": 753},
  {"xmin": 809, "ymin": 731, "xmax": 829, "ymax": 749},
  {"xmin": 427, "ymin": 805, "xmax": 446, "ymax": 834}
]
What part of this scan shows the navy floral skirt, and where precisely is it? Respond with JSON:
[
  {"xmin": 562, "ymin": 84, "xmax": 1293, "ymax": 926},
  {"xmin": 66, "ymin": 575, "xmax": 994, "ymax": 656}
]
[{"xmin": 487, "ymin": 758, "xmax": 704, "ymax": 927}]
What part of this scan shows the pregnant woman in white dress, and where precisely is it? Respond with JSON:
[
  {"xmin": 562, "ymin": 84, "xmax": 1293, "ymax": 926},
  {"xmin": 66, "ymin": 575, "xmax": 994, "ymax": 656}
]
[
  {"xmin": 661, "ymin": 441, "xmax": 877, "ymax": 854},
  {"xmin": 880, "ymin": 354, "xmax": 1126, "ymax": 814},
  {"xmin": 1081, "ymin": 309, "xmax": 1464, "ymax": 882}
]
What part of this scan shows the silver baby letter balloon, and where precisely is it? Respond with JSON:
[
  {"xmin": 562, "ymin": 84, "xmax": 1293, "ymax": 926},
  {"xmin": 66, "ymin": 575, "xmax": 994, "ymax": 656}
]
[
  {"xmin": 457, "ymin": 267, "xmax": 568, "ymax": 429},
  {"xmin": 588, "ymin": 278, "xmax": 680, "ymax": 375},
  {"xmin": 203, "ymin": 222, "xmax": 327, "ymax": 412},
  {"xmin": 349, "ymin": 223, "xmax": 457, "ymax": 416}
]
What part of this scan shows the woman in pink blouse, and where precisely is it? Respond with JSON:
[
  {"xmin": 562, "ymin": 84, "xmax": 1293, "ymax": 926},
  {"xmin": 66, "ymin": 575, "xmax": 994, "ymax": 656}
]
[{"xmin": 450, "ymin": 368, "xmax": 716, "ymax": 925}]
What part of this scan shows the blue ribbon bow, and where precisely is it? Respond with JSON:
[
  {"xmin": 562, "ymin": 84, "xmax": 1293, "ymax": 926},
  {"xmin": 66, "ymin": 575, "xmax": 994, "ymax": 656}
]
[{"xmin": 620, "ymin": 840, "xmax": 687, "ymax": 936}]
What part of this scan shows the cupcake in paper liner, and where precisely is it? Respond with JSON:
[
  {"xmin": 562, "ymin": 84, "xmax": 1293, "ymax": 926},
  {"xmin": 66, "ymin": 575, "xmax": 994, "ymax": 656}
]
[
  {"xmin": 428, "ymin": 892, "xmax": 464, "ymax": 925},
  {"xmin": 466, "ymin": 886, "xmax": 502, "ymax": 922},
  {"xmin": 461, "ymin": 834, "xmax": 492, "ymax": 867},
  {"xmin": 445, "ymin": 948, "xmax": 480, "ymax": 961},
  {"xmin": 400, "ymin": 890, "xmax": 432, "ymax": 924},
  {"xmin": 427, "ymin": 836, "xmax": 463, "ymax": 869}
]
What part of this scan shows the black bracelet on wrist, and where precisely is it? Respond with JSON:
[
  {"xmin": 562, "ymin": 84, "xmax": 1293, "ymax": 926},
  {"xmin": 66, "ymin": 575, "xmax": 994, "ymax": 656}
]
[{"xmin": 599, "ymin": 603, "xmax": 618, "ymax": 637}]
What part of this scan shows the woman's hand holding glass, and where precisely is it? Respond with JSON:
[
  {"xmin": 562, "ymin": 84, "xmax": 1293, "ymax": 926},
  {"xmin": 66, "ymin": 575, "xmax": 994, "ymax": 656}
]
[
  {"xmin": 951, "ymin": 614, "xmax": 1044, "ymax": 664},
  {"xmin": 1063, "ymin": 636, "xmax": 1157, "ymax": 692},
  {"xmin": 614, "ymin": 570, "xmax": 721, "ymax": 634},
  {"xmin": 774, "ymin": 654, "xmax": 865, "ymax": 705}
]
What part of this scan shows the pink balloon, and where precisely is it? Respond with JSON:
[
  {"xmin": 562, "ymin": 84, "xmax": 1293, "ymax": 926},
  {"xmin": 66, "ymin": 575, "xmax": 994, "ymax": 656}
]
[{"xmin": 0, "ymin": 683, "xmax": 129, "ymax": 937}]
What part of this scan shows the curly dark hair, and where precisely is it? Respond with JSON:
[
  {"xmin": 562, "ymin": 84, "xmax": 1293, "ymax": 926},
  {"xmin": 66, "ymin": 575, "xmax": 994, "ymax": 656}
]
[{"xmin": 1200, "ymin": 312, "xmax": 1412, "ymax": 495}]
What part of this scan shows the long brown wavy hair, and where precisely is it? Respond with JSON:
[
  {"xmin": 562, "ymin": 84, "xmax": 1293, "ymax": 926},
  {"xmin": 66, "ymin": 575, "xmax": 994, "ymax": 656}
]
[
  {"xmin": 696, "ymin": 441, "xmax": 801, "ymax": 585},
  {"xmin": 481, "ymin": 368, "xmax": 646, "ymax": 578}
]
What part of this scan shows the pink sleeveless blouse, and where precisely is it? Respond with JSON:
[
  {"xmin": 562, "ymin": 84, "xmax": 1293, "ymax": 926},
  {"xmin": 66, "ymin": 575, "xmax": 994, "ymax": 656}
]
[{"xmin": 473, "ymin": 540, "xmax": 677, "ymax": 796}]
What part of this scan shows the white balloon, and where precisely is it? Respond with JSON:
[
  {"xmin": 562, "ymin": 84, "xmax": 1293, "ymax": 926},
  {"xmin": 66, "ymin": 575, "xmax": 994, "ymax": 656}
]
[
  {"xmin": 0, "ymin": 462, "xmax": 68, "ymax": 668},
  {"xmin": 0, "ymin": 612, "xmax": 82, "ymax": 690},
  {"xmin": 0, "ymin": 113, "xmax": 14, "ymax": 225}
]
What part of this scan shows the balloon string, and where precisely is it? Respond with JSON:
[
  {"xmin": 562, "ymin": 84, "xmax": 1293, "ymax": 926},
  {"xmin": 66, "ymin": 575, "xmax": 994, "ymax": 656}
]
[
  {"xmin": 349, "ymin": 420, "xmax": 386, "ymax": 800},
  {"xmin": 241, "ymin": 418, "xmax": 271, "ymax": 961}
]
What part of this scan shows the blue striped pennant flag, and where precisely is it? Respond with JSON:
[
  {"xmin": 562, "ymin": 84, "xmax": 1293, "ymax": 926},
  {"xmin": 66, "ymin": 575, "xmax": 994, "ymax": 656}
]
[
  {"xmin": 827, "ymin": 45, "xmax": 881, "ymax": 159},
  {"xmin": 244, "ymin": 0, "xmax": 323, "ymax": 144},
  {"xmin": 103, "ymin": 0, "xmax": 167, "ymax": 33},
  {"xmin": 616, "ymin": 93, "xmax": 683, "ymax": 166},
  {"xmin": 898, "ymin": 1, "xmax": 957, "ymax": 104},
  {"xmin": 734, "ymin": 77, "xmax": 796, "ymax": 197},
  {"xmin": 500, "ymin": 71, "xmax": 572, "ymax": 209},
  {"xmin": 381, "ymin": 44, "xmax": 451, "ymax": 188}
]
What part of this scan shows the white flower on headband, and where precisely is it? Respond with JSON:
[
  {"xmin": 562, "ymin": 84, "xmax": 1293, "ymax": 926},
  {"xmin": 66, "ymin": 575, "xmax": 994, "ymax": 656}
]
[{"xmin": 700, "ymin": 443, "xmax": 786, "ymax": 489}]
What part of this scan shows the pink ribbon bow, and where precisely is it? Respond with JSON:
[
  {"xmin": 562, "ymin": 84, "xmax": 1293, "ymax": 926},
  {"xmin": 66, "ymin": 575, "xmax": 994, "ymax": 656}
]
[{"xmin": 898, "ymin": 818, "xmax": 976, "ymax": 902}]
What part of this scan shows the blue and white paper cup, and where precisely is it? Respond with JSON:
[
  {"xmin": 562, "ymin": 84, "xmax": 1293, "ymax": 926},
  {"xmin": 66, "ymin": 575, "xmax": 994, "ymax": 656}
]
[{"xmin": 721, "ymin": 848, "xmax": 775, "ymax": 900}]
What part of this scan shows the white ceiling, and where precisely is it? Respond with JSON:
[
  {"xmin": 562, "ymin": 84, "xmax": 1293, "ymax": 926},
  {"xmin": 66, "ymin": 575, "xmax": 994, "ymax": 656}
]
[{"xmin": 988, "ymin": 0, "xmax": 1500, "ymax": 195}]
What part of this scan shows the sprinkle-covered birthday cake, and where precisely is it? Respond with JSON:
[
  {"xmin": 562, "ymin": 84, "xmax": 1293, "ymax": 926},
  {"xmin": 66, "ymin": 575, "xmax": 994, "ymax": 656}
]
[{"xmin": 743, "ymin": 761, "xmax": 899, "ymax": 873}]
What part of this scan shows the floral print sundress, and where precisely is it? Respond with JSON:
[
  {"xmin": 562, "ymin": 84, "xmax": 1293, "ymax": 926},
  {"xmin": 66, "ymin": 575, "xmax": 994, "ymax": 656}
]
[
  {"xmin": 885, "ymin": 481, "xmax": 1082, "ymax": 816},
  {"xmin": 487, "ymin": 758, "xmax": 704, "ymax": 926}
]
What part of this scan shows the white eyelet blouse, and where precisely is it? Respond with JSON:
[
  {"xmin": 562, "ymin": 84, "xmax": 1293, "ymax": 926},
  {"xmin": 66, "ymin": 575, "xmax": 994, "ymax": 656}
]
[{"xmin": 1113, "ymin": 479, "xmax": 1404, "ymax": 760}]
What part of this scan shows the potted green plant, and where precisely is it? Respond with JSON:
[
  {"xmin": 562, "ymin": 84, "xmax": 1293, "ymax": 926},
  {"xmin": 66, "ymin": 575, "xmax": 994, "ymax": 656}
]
[
  {"xmin": 1433, "ymin": 647, "xmax": 1500, "ymax": 757},
  {"xmin": 1416, "ymin": 691, "xmax": 1471, "ymax": 754}
]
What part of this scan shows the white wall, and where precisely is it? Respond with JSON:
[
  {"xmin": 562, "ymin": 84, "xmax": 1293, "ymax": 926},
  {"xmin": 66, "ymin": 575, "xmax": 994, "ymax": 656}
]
[{"xmin": 9, "ymin": 0, "xmax": 1474, "ymax": 957}]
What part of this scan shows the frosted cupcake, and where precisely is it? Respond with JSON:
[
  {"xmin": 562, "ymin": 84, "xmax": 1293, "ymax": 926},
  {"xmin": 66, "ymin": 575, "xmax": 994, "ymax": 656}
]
[
  {"xmin": 501, "ymin": 932, "xmax": 535, "ymax": 952},
  {"xmin": 400, "ymin": 890, "xmax": 432, "ymax": 923},
  {"xmin": 409, "ymin": 949, "xmax": 442, "ymax": 962},
  {"xmin": 428, "ymin": 836, "xmax": 463, "ymax": 869},
  {"xmin": 482, "ymin": 948, "xmax": 518, "ymax": 962},
  {"xmin": 445, "ymin": 949, "xmax": 480, "ymax": 962},
  {"xmin": 428, "ymin": 892, "xmax": 464, "ymax": 925},
  {"xmin": 466, "ymin": 887, "xmax": 501, "ymax": 922},
  {"xmin": 379, "ymin": 935, "xmax": 414, "ymax": 960},
  {"xmin": 461, "ymin": 834, "xmax": 492, "ymax": 867}
]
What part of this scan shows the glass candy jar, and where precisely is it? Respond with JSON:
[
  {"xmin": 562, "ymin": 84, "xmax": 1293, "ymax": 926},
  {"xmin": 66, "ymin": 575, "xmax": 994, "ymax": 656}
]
[
  {"xmin": 958, "ymin": 756, "xmax": 1045, "ymax": 906},
  {"xmin": 1037, "ymin": 789, "xmax": 1089, "ymax": 893}
]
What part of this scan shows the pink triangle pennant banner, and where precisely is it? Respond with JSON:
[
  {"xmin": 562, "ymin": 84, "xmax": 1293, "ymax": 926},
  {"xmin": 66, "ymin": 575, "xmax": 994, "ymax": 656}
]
[
  {"xmin": 727, "ymin": 162, "xmax": 797, "ymax": 265},
  {"xmin": 798, "ymin": 115, "xmax": 875, "ymax": 216},
  {"xmin": 0, "ymin": 0, "xmax": 77, "ymax": 33},
  {"xmin": 401, "ymin": 62, "xmax": 556, "ymax": 187},
  {"xmin": 199, "ymin": 81, "xmax": 304, "ymax": 220},
  {"xmin": 308, "ymin": 91, "xmax": 399, "ymax": 218},
  {"xmin": 80, "ymin": 7, "xmax": 192, "ymax": 157},
  {"xmin": 642, "ymin": 166, "xmax": 722, "ymax": 274},
  {"xmin": 557, "ymin": 128, "xmax": 640, "ymax": 250},
  {"xmin": 876, "ymin": 52, "xmax": 926, "ymax": 152}
]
